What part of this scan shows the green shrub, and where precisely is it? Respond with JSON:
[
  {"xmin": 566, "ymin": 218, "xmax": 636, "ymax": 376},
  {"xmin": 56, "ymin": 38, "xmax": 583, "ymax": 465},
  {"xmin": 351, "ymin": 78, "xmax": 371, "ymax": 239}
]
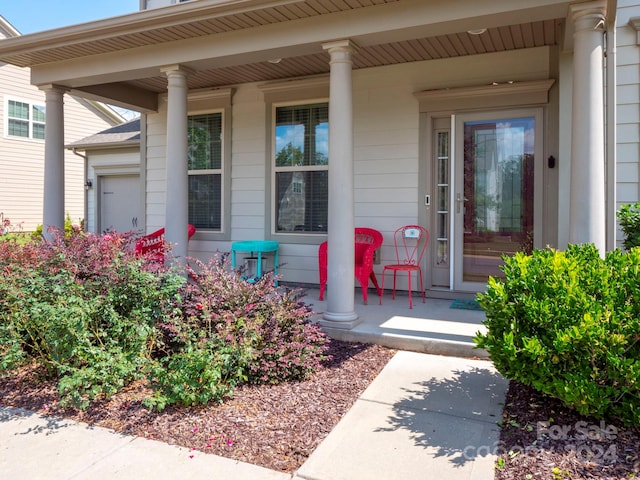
[
  {"xmin": 617, "ymin": 202, "xmax": 640, "ymax": 250},
  {"xmin": 0, "ymin": 232, "xmax": 32, "ymax": 244},
  {"xmin": 474, "ymin": 244, "xmax": 640, "ymax": 426},
  {"xmin": 0, "ymin": 230, "xmax": 185, "ymax": 409},
  {"xmin": 1, "ymin": 231, "xmax": 328, "ymax": 411},
  {"xmin": 143, "ymin": 341, "xmax": 249, "ymax": 411},
  {"xmin": 32, "ymin": 213, "xmax": 83, "ymax": 240}
]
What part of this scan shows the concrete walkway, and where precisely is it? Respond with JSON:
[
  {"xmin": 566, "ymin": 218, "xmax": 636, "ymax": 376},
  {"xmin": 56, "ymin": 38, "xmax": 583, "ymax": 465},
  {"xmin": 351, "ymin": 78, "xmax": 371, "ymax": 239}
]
[
  {"xmin": 0, "ymin": 352, "xmax": 507, "ymax": 480},
  {"xmin": 0, "ymin": 294, "xmax": 507, "ymax": 480},
  {"xmin": 0, "ymin": 404, "xmax": 288, "ymax": 479},
  {"xmin": 294, "ymin": 352, "xmax": 507, "ymax": 480}
]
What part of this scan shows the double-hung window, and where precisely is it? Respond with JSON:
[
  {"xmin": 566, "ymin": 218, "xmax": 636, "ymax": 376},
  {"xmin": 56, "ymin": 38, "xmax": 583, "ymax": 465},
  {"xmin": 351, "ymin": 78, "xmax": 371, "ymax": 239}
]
[
  {"xmin": 188, "ymin": 112, "xmax": 223, "ymax": 231},
  {"xmin": 6, "ymin": 99, "xmax": 45, "ymax": 140},
  {"xmin": 273, "ymin": 102, "xmax": 328, "ymax": 234}
]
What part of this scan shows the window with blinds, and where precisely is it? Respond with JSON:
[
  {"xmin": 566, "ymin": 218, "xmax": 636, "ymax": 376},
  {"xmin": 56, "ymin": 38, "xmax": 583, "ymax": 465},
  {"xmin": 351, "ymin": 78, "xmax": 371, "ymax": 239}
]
[
  {"xmin": 273, "ymin": 103, "xmax": 329, "ymax": 233},
  {"xmin": 187, "ymin": 112, "xmax": 223, "ymax": 231}
]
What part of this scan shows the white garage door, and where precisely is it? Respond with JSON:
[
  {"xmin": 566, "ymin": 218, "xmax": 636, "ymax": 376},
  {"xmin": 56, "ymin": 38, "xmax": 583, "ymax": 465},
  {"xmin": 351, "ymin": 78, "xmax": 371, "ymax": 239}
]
[{"xmin": 100, "ymin": 175, "xmax": 141, "ymax": 233}]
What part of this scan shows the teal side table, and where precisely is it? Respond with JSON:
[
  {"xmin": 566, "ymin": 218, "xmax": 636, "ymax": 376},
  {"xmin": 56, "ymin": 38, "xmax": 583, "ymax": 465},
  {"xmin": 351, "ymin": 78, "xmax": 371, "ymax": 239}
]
[{"xmin": 231, "ymin": 240, "xmax": 280, "ymax": 285}]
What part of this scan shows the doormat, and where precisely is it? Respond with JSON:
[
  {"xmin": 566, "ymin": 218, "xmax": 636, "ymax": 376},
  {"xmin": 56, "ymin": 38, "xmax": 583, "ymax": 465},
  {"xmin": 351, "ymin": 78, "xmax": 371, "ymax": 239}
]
[{"xmin": 450, "ymin": 299, "xmax": 483, "ymax": 311}]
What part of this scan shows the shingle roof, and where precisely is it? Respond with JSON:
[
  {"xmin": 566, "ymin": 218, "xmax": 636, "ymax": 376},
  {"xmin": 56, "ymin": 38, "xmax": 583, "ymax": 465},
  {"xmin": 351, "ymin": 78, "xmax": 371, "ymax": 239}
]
[{"xmin": 67, "ymin": 118, "xmax": 140, "ymax": 150}]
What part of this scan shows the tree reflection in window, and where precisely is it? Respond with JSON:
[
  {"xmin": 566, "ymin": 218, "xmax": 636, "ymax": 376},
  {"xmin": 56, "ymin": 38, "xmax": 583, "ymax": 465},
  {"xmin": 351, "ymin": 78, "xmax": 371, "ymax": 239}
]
[{"xmin": 274, "ymin": 103, "xmax": 328, "ymax": 233}]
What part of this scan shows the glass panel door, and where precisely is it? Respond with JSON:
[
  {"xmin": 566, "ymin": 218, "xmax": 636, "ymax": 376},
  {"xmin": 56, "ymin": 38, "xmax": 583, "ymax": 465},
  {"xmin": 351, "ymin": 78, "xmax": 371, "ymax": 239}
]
[{"xmin": 454, "ymin": 112, "xmax": 539, "ymax": 291}]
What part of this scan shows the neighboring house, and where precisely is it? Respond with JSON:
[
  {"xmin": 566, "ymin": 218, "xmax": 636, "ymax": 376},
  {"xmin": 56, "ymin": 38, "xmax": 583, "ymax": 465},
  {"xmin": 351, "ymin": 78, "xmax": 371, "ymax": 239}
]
[
  {"xmin": 0, "ymin": 0, "xmax": 637, "ymax": 329},
  {"xmin": 67, "ymin": 119, "xmax": 142, "ymax": 234},
  {"xmin": 0, "ymin": 16, "xmax": 123, "ymax": 232}
]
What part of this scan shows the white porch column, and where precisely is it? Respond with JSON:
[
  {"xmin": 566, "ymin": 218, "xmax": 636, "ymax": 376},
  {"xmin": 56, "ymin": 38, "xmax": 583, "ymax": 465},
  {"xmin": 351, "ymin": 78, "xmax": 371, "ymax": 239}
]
[
  {"xmin": 162, "ymin": 65, "xmax": 190, "ymax": 266},
  {"xmin": 40, "ymin": 85, "xmax": 66, "ymax": 241},
  {"xmin": 569, "ymin": 2, "xmax": 607, "ymax": 251},
  {"xmin": 320, "ymin": 40, "xmax": 359, "ymax": 329}
]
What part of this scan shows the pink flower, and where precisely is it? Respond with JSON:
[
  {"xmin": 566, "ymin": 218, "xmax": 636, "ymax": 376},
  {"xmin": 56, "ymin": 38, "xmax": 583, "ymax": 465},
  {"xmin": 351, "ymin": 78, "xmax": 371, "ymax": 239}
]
[
  {"xmin": 227, "ymin": 439, "xmax": 233, "ymax": 446},
  {"xmin": 192, "ymin": 427, "xmax": 198, "ymax": 433}
]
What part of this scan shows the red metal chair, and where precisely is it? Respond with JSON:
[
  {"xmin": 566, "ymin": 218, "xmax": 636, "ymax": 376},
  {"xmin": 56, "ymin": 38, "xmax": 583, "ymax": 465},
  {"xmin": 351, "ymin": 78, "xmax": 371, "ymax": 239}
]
[
  {"xmin": 318, "ymin": 227, "xmax": 383, "ymax": 304},
  {"xmin": 135, "ymin": 224, "xmax": 196, "ymax": 262},
  {"xmin": 380, "ymin": 225, "xmax": 429, "ymax": 309}
]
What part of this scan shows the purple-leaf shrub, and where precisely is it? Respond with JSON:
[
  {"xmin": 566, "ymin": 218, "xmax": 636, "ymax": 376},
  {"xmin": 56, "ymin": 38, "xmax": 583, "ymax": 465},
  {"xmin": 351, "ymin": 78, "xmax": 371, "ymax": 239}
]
[{"xmin": 185, "ymin": 255, "xmax": 329, "ymax": 384}]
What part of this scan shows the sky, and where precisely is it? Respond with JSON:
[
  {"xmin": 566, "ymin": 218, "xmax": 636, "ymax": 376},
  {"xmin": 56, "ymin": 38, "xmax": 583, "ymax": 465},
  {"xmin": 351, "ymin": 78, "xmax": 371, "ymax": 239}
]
[{"xmin": 1, "ymin": 1, "xmax": 140, "ymax": 35}]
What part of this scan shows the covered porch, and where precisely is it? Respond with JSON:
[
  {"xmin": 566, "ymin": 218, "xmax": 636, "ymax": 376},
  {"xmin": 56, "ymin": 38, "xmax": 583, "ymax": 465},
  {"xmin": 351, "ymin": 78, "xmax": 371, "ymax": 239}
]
[{"xmin": 0, "ymin": 0, "xmax": 614, "ymax": 332}]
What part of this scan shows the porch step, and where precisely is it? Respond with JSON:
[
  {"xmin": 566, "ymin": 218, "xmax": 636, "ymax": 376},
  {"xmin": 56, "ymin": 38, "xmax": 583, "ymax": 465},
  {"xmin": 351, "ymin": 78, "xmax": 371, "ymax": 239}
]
[
  {"xmin": 305, "ymin": 292, "xmax": 489, "ymax": 359},
  {"xmin": 317, "ymin": 321, "xmax": 488, "ymax": 359}
]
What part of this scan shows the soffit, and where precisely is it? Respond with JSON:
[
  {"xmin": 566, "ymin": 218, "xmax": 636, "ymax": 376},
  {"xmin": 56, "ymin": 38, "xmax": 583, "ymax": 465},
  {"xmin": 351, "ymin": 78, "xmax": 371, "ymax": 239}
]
[
  {"xmin": 0, "ymin": 0, "xmax": 566, "ymax": 109},
  {"xmin": 0, "ymin": 0, "xmax": 399, "ymax": 68},
  {"xmin": 127, "ymin": 19, "xmax": 563, "ymax": 93}
]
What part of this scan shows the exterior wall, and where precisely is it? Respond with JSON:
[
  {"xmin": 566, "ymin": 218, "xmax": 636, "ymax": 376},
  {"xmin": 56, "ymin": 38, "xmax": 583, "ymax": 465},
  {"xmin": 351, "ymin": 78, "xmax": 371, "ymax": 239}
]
[
  {"xmin": 615, "ymin": 1, "xmax": 640, "ymax": 247},
  {"xmin": 86, "ymin": 148, "xmax": 141, "ymax": 233},
  {"xmin": 145, "ymin": 104, "xmax": 168, "ymax": 232},
  {"xmin": 146, "ymin": 46, "xmax": 552, "ymax": 285},
  {"xmin": 557, "ymin": 51, "xmax": 574, "ymax": 250},
  {"xmin": 0, "ymin": 61, "xmax": 115, "ymax": 232}
]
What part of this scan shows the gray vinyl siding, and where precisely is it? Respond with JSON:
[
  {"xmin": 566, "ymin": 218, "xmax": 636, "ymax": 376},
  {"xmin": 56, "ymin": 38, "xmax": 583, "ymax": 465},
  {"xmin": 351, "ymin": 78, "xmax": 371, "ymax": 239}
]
[
  {"xmin": 0, "ymin": 62, "xmax": 114, "ymax": 231},
  {"xmin": 615, "ymin": 1, "xmax": 640, "ymax": 247}
]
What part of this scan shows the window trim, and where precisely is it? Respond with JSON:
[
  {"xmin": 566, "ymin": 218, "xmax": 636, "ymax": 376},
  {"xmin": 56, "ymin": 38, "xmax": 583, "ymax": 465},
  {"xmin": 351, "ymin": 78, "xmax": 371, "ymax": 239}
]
[
  {"xmin": 4, "ymin": 96, "xmax": 46, "ymax": 141},
  {"xmin": 184, "ymin": 87, "xmax": 233, "ymax": 241},
  {"xmin": 269, "ymin": 98, "xmax": 329, "ymax": 241},
  {"xmin": 187, "ymin": 109, "xmax": 224, "ymax": 236}
]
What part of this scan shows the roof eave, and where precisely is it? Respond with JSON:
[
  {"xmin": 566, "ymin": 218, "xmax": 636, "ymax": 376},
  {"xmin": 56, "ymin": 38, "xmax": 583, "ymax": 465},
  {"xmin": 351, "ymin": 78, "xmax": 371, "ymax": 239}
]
[
  {"xmin": 67, "ymin": 139, "xmax": 140, "ymax": 151},
  {"xmin": 0, "ymin": 0, "xmax": 303, "ymax": 67},
  {"xmin": 0, "ymin": 15, "xmax": 21, "ymax": 37}
]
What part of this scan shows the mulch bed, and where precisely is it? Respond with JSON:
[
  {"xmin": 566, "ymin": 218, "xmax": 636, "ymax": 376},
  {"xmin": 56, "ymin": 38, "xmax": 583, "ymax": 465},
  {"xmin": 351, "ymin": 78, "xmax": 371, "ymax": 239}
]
[
  {"xmin": 4, "ymin": 340, "xmax": 640, "ymax": 478},
  {"xmin": 0, "ymin": 339, "xmax": 396, "ymax": 473},
  {"xmin": 496, "ymin": 381, "xmax": 640, "ymax": 480}
]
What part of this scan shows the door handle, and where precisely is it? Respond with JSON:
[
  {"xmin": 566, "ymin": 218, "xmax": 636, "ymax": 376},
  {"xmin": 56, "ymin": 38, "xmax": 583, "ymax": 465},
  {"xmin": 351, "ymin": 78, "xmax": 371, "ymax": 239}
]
[{"xmin": 456, "ymin": 193, "xmax": 469, "ymax": 214}]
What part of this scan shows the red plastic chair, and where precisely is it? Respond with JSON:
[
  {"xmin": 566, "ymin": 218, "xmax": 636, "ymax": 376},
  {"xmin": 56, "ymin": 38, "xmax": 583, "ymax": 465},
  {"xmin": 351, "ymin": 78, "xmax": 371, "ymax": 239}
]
[
  {"xmin": 318, "ymin": 227, "xmax": 383, "ymax": 304},
  {"xmin": 380, "ymin": 225, "xmax": 429, "ymax": 309},
  {"xmin": 135, "ymin": 224, "xmax": 196, "ymax": 262}
]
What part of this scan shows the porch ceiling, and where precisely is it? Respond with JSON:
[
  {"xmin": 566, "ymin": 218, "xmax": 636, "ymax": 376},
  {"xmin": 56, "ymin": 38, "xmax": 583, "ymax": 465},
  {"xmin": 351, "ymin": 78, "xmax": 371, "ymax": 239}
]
[
  {"xmin": 0, "ymin": 0, "xmax": 567, "ymax": 109},
  {"xmin": 128, "ymin": 19, "xmax": 564, "ymax": 93}
]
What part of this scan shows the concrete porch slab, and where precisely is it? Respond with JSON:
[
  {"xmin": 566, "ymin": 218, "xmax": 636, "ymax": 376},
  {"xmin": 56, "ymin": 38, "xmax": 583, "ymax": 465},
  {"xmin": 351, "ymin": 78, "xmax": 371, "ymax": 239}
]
[{"xmin": 302, "ymin": 289, "xmax": 489, "ymax": 358}]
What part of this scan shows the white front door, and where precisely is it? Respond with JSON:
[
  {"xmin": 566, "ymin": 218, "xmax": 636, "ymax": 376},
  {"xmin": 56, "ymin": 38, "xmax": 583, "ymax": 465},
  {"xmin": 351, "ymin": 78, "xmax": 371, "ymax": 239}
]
[
  {"xmin": 452, "ymin": 109, "xmax": 543, "ymax": 292},
  {"xmin": 99, "ymin": 175, "xmax": 141, "ymax": 233}
]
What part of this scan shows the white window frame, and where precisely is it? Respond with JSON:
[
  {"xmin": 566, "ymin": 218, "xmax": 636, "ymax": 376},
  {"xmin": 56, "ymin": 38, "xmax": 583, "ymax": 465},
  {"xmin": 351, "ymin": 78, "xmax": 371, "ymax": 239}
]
[
  {"xmin": 271, "ymin": 98, "xmax": 329, "ymax": 237},
  {"xmin": 4, "ymin": 97, "xmax": 46, "ymax": 141},
  {"xmin": 187, "ymin": 109, "xmax": 224, "ymax": 234}
]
